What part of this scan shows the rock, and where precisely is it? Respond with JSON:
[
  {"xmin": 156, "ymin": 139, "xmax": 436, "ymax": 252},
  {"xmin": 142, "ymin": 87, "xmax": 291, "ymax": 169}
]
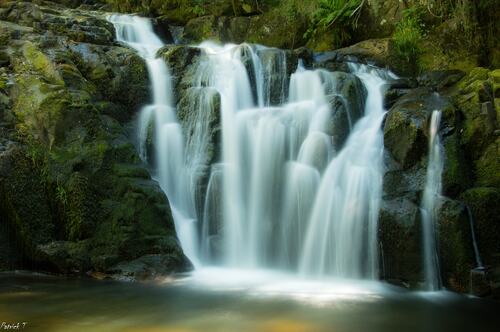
[
  {"xmin": 437, "ymin": 198, "xmax": 475, "ymax": 293},
  {"xmin": 158, "ymin": 45, "xmax": 202, "ymax": 99},
  {"xmin": 441, "ymin": 132, "xmax": 472, "ymax": 198},
  {"xmin": 454, "ymin": 68, "xmax": 498, "ymax": 166},
  {"xmin": 383, "ymin": 88, "xmax": 431, "ymax": 169},
  {"xmin": 383, "ymin": 88, "xmax": 411, "ymax": 109},
  {"xmin": 0, "ymin": 144, "xmax": 55, "ymax": 258},
  {"xmin": 475, "ymin": 138, "xmax": 500, "ymax": 188},
  {"xmin": 37, "ymin": 241, "xmax": 90, "ymax": 273},
  {"xmin": 333, "ymin": 38, "xmax": 393, "ymax": 68},
  {"xmin": 460, "ymin": 188, "xmax": 500, "ymax": 267},
  {"xmin": 0, "ymin": 0, "xmax": 189, "ymax": 276},
  {"xmin": 384, "ymin": 88, "xmax": 456, "ymax": 170},
  {"xmin": 182, "ymin": 15, "xmax": 221, "ymax": 43},
  {"xmin": 108, "ymin": 253, "xmax": 192, "ymax": 280},
  {"xmin": 177, "ymin": 87, "xmax": 222, "ymax": 214},
  {"xmin": 470, "ymin": 267, "xmax": 491, "ymax": 297},
  {"xmin": 326, "ymin": 72, "xmax": 366, "ymax": 149},
  {"xmin": 246, "ymin": 11, "xmax": 307, "ymax": 49},
  {"xmin": 378, "ymin": 197, "xmax": 421, "ymax": 287},
  {"xmin": 418, "ymin": 70, "xmax": 466, "ymax": 91}
]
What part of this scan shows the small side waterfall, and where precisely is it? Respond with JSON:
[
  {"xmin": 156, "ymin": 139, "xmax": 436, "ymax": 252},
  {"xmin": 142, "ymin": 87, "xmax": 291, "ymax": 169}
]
[
  {"xmin": 466, "ymin": 206, "xmax": 484, "ymax": 269},
  {"xmin": 420, "ymin": 110, "xmax": 444, "ymax": 291}
]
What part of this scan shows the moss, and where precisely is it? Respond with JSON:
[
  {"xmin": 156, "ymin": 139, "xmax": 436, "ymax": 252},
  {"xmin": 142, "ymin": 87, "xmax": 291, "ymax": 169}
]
[
  {"xmin": 182, "ymin": 15, "xmax": 220, "ymax": 43},
  {"xmin": 66, "ymin": 172, "xmax": 96, "ymax": 241},
  {"xmin": 454, "ymin": 68, "xmax": 496, "ymax": 162},
  {"xmin": 438, "ymin": 199, "xmax": 474, "ymax": 293},
  {"xmin": 13, "ymin": 75, "xmax": 71, "ymax": 147},
  {"xmin": 21, "ymin": 42, "xmax": 63, "ymax": 85},
  {"xmin": 383, "ymin": 106, "xmax": 427, "ymax": 169},
  {"xmin": 112, "ymin": 164, "xmax": 150, "ymax": 179},
  {"xmin": 458, "ymin": 67, "xmax": 490, "ymax": 90},
  {"xmin": 0, "ymin": 146, "xmax": 55, "ymax": 258},
  {"xmin": 475, "ymin": 138, "xmax": 500, "ymax": 188},
  {"xmin": 246, "ymin": 8, "xmax": 308, "ymax": 49},
  {"xmin": 442, "ymin": 133, "xmax": 472, "ymax": 197},
  {"xmin": 460, "ymin": 187, "xmax": 500, "ymax": 265}
]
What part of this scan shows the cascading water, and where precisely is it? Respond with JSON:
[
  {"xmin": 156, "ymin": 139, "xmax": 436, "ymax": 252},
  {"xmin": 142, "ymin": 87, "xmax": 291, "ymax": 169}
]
[
  {"xmin": 109, "ymin": 15, "xmax": 393, "ymax": 281},
  {"xmin": 420, "ymin": 110, "xmax": 444, "ymax": 291},
  {"xmin": 196, "ymin": 42, "xmax": 389, "ymax": 279},
  {"xmin": 108, "ymin": 14, "xmax": 200, "ymax": 266}
]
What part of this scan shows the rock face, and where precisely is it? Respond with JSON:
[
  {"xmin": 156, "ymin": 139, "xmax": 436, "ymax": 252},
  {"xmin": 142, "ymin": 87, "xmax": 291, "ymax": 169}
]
[
  {"xmin": 380, "ymin": 67, "xmax": 500, "ymax": 295},
  {"xmin": 0, "ymin": 1, "xmax": 189, "ymax": 278}
]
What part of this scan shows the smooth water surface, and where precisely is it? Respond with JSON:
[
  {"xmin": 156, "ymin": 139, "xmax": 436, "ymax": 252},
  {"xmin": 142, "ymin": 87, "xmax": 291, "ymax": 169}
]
[{"xmin": 0, "ymin": 272, "xmax": 499, "ymax": 332}]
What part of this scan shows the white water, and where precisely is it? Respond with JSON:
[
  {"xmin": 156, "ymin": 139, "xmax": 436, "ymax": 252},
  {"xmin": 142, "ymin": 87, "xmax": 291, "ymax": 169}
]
[
  {"xmin": 109, "ymin": 15, "xmax": 393, "ymax": 281},
  {"xmin": 196, "ymin": 42, "xmax": 389, "ymax": 279},
  {"xmin": 466, "ymin": 206, "xmax": 484, "ymax": 269},
  {"xmin": 420, "ymin": 110, "xmax": 444, "ymax": 291},
  {"xmin": 108, "ymin": 14, "xmax": 200, "ymax": 266}
]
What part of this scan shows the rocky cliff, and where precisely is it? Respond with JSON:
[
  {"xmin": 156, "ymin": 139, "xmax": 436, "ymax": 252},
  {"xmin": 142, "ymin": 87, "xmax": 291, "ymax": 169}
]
[{"xmin": 0, "ymin": 1, "xmax": 190, "ymax": 279}]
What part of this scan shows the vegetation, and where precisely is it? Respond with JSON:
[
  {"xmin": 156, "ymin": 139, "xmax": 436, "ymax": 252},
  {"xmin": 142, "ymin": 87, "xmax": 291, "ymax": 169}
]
[
  {"xmin": 305, "ymin": 0, "xmax": 365, "ymax": 48},
  {"xmin": 392, "ymin": 8, "xmax": 424, "ymax": 72}
]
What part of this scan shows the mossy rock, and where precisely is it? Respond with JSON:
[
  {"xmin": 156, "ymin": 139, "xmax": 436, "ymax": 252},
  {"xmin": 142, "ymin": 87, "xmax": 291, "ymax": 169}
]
[
  {"xmin": 383, "ymin": 89, "xmax": 430, "ymax": 169},
  {"xmin": 0, "ymin": 145, "xmax": 55, "ymax": 258},
  {"xmin": 454, "ymin": 68, "xmax": 497, "ymax": 163},
  {"xmin": 246, "ymin": 10, "xmax": 307, "ymax": 49},
  {"xmin": 475, "ymin": 138, "xmax": 500, "ymax": 188},
  {"xmin": 442, "ymin": 133, "xmax": 472, "ymax": 197},
  {"xmin": 460, "ymin": 187, "xmax": 500, "ymax": 266},
  {"xmin": 378, "ymin": 197, "xmax": 421, "ymax": 287},
  {"xmin": 437, "ymin": 198, "xmax": 475, "ymax": 293},
  {"xmin": 182, "ymin": 15, "xmax": 221, "ymax": 43}
]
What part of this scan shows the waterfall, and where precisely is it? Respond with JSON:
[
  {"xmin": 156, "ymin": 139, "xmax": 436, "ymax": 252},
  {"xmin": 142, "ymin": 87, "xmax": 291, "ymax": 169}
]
[
  {"xmin": 299, "ymin": 64, "xmax": 386, "ymax": 279},
  {"xmin": 466, "ymin": 206, "xmax": 484, "ymax": 269},
  {"xmin": 195, "ymin": 41, "xmax": 389, "ymax": 279},
  {"xmin": 109, "ymin": 15, "xmax": 392, "ymax": 280},
  {"xmin": 420, "ymin": 110, "xmax": 444, "ymax": 291},
  {"xmin": 108, "ymin": 14, "xmax": 200, "ymax": 266}
]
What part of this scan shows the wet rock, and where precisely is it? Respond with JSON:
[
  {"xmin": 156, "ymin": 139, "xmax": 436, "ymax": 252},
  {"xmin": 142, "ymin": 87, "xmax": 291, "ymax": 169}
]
[
  {"xmin": 384, "ymin": 88, "xmax": 431, "ymax": 169},
  {"xmin": 470, "ymin": 267, "xmax": 491, "ymax": 297},
  {"xmin": 158, "ymin": 45, "xmax": 202, "ymax": 98},
  {"xmin": 108, "ymin": 253, "xmax": 192, "ymax": 280},
  {"xmin": 334, "ymin": 38, "xmax": 393, "ymax": 68},
  {"xmin": 460, "ymin": 188, "xmax": 500, "ymax": 267},
  {"xmin": 437, "ymin": 198, "xmax": 475, "ymax": 292},
  {"xmin": 378, "ymin": 197, "xmax": 421, "ymax": 287},
  {"xmin": 418, "ymin": 70, "xmax": 466, "ymax": 91}
]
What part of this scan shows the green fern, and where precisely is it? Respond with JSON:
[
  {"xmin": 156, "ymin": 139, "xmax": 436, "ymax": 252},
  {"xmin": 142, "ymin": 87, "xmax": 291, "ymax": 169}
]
[
  {"xmin": 305, "ymin": 0, "xmax": 365, "ymax": 47},
  {"xmin": 393, "ymin": 10, "xmax": 423, "ymax": 64}
]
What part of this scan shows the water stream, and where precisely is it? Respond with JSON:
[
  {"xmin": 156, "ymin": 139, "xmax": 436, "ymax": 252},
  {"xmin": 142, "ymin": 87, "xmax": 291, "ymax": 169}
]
[{"xmin": 420, "ymin": 110, "xmax": 444, "ymax": 291}]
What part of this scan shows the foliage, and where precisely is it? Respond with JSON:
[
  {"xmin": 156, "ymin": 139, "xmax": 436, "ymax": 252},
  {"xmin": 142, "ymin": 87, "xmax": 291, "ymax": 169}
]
[
  {"xmin": 56, "ymin": 181, "xmax": 68, "ymax": 207},
  {"xmin": 305, "ymin": 0, "xmax": 365, "ymax": 48},
  {"xmin": 190, "ymin": 0, "xmax": 205, "ymax": 16},
  {"xmin": 393, "ymin": 8, "xmax": 423, "ymax": 70}
]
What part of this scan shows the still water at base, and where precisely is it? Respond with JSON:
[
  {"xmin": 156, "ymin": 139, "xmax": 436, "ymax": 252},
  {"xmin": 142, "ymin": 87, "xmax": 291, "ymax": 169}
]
[{"xmin": 0, "ymin": 271, "xmax": 499, "ymax": 332}]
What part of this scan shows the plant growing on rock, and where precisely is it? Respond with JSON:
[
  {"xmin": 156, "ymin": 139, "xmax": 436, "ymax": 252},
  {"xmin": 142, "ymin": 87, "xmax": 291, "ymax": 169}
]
[
  {"xmin": 393, "ymin": 8, "xmax": 423, "ymax": 72},
  {"xmin": 305, "ymin": 0, "xmax": 365, "ymax": 48}
]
